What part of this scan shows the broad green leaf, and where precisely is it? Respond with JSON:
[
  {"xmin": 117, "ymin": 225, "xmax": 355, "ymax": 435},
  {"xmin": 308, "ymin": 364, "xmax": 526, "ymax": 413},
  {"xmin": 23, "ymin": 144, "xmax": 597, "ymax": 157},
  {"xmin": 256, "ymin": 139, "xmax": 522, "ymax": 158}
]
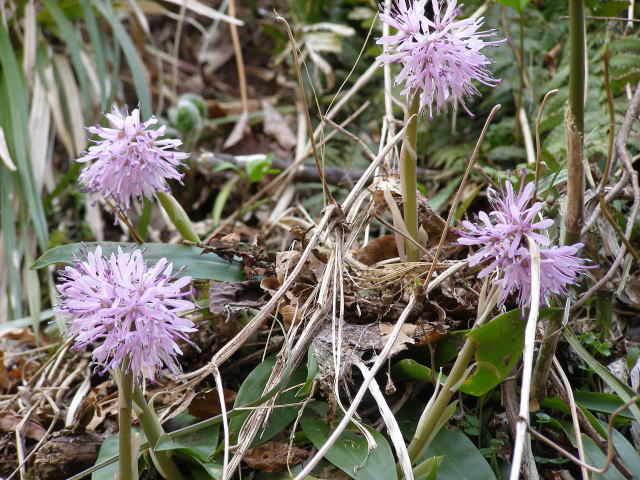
[
  {"xmin": 460, "ymin": 309, "xmax": 524, "ymax": 396},
  {"xmin": 31, "ymin": 242, "xmax": 244, "ymax": 282},
  {"xmin": 300, "ymin": 402, "xmax": 398, "ymax": 480},
  {"xmin": 230, "ymin": 356, "xmax": 307, "ymax": 447},
  {"xmin": 92, "ymin": 430, "xmax": 146, "ymax": 480},
  {"xmin": 412, "ymin": 455, "xmax": 443, "ymax": 480},
  {"xmin": 559, "ymin": 420, "xmax": 626, "ymax": 480},
  {"xmin": 156, "ymin": 423, "xmax": 220, "ymax": 463},
  {"xmin": 542, "ymin": 392, "xmax": 637, "ymax": 420},
  {"xmin": 422, "ymin": 428, "xmax": 496, "ymax": 480},
  {"xmin": 187, "ymin": 462, "xmax": 223, "ymax": 480}
]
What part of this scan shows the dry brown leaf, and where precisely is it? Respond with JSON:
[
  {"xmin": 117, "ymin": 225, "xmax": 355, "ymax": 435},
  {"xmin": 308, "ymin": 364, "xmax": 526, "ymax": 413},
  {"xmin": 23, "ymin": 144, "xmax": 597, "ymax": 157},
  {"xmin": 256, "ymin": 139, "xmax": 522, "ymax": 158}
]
[
  {"xmin": 261, "ymin": 100, "xmax": 296, "ymax": 150},
  {"xmin": 0, "ymin": 412, "xmax": 46, "ymax": 441},
  {"xmin": 244, "ymin": 441, "xmax": 308, "ymax": 472},
  {"xmin": 354, "ymin": 235, "xmax": 399, "ymax": 266},
  {"xmin": 223, "ymin": 111, "xmax": 250, "ymax": 149},
  {"xmin": 209, "ymin": 280, "xmax": 267, "ymax": 318},
  {"xmin": 379, "ymin": 323, "xmax": 417, "ymax": 355},
  {"xmin": 189, "ymin": 389, "xmax": 237, "ymax": 420}
]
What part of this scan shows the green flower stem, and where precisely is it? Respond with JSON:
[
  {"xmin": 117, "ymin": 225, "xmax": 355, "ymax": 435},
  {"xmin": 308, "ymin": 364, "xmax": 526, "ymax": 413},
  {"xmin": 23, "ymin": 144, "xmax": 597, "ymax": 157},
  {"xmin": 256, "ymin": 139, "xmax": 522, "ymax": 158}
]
[
  {"xmin": 564, "ymin": 0, "xmax": 585, "ymax": 246},
  {"xmin": 117, "ymin": 368, "xmax": 135, "ymax": 480},
  {"xmin": 400, "ymin": 94, "xmax": 421, "ymax": 262},
  {"xmin": 156, "ymin": 192, "xmax": 200, "ymax": 243},
  {"xmin": 133, "ymin": 386, "xmax": 184, "ymax": 480},
  {"xmin": 404, "ymin": 289, "xmax": 498, "ymax": 472},
  {"xmin": 532, "ymin": 0, "xmax": 585, "ymax": 406},
  {"xmin": 406, "ymin": 335, "xmax": 476, "ymax": 464},
  {"xmin": 530, "ymin": 308, "xmax": 562, "ymax": 408}
]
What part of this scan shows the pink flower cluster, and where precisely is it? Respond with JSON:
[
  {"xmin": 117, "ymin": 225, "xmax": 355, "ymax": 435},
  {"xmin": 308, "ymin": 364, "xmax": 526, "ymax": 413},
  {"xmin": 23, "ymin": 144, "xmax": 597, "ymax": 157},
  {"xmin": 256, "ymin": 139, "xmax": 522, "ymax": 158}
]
[
  {"xmin": 457, "ymin": 178, "xmax": 591, "ymax": 309},
  {"xmin": 77, "ymin": 107, "xmax": 188, "ymax": 210},
  {"xmin": 377, "ymin": 0, "xmax": 503, "ymax": 117},
  {"xmin": 56, "ymin": 246, "xmax": 196, "ymax": 380}
]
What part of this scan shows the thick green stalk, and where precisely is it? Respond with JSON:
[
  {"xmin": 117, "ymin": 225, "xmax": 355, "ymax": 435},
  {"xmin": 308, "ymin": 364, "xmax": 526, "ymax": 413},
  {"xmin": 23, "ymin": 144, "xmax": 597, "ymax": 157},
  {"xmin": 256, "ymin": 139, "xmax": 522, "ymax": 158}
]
[
  {"xmin": 530, "ymin": 308, "xmax": 562, "ymax": 408},
  {"xmin": 155, "ymin": 191, "xmax": 200, "ymax": 243},
  {"xmin": 133, "ymin": 386, "xmax": 184, "ymax": 480},
  {"xmin": 400, "ymin": 94, "xmax": 421, "ymax": 262},
  {"xmin": 117, "ymin": 368, "xmax": 135, "ymax": 480},
  {"xmin": 532, "ymin": 0, "xmax": 585, "ymax": 406},
  {"xmin": 406, "ymin": 336, "xmax": 476, "ymax": 463},
  {"xmin": 564, "ymin": 0, "xmax": 585, "ymax": 246}
]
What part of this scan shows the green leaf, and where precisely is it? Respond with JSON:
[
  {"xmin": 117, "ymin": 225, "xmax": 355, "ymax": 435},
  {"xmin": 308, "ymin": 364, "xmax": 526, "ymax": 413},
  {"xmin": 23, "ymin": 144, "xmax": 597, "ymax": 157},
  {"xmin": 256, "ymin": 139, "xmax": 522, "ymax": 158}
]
[
  {"xmin": 300, "ymin": 402, "xmax": 398, "ymax": 480},
  {"xmin": 559, "ymin": 420, "xmax": 626, "ymax": 480},
  {"xmin": 422, "ymin": 428, "xmax": 496, "ymax": 480},
  {"xmin": 31, "ymin": 242, "xmax": 244, "ymax": 282},
  {"xmin": 542, "ymin": 392, "xmax": 637, "ymax": 420},
  {"xmin": 92, "ymin": 430, "xmax": 146, "ymax": 480},
  {"xmin": 92, "ymin": 0, "xmax": 152, "ymax": 118},
  {"xmin": 40, "ymin": 0, "xmax": 92, "ymax": 120},
  {"xmin": 412, "ymin": 455, "xmax": 443, "ymax": 480},
  {"xmin": 460, "ymin": 309, "xmax": 524, "ymax": 396},
  {"xmin": 0, "ymin": 30, "xmax": 48, "ymax": 251},
  {"xmin": 156, "ymin": 423, "xmax": 220, "ymax": 463},
  {"xmin": 230, "ymin": 356, "xmax": 308, "ymax": 447},
  {"xmin": 564, "ymin": 328, "xmax": 640, "ymax": 425}
]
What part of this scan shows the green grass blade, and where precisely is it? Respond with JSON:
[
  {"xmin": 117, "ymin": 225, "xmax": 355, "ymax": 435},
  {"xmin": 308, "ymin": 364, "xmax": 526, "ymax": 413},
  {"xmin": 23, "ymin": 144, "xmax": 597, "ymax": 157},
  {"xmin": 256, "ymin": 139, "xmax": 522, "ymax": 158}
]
[
  {"xmin": 0, "ymin": 167, "xmax": 23, "ymax": 319},
  {"xmin": 40, "ymin": 0, "xmax": 92, "ymax": 121},
  {"xmin": 80, "ymin": 0, "xmax": 108, "ymax": 109},
  {"xmin": 0, "ymin": 33, "xmax": 48, "ymax": 251},
  {"xmin": 92, "ymin": 0, "xmax": 152, "ymax": 117},
  {"xmin": 564, "ymin": 328, "xmax": 640, "ymax": 425}
]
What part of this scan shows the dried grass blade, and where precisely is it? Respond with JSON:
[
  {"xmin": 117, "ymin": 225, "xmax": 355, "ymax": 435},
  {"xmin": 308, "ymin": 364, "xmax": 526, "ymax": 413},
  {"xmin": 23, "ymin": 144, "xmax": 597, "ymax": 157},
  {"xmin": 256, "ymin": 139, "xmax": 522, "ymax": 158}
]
[{"xmin": 509, "ymin": 237, "xmax": 541, "ymax": 480}]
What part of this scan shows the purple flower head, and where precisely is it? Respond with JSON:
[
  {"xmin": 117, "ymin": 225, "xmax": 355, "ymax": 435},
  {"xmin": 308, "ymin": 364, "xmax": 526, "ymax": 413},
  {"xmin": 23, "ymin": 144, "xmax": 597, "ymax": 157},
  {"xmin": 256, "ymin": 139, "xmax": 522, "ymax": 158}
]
[
  {"xmin": 77, "ymin": 107, "xmax": 189, "ymax": 211},
  {"xmin": 377, "ymin": 0, "xmax": 504, "ymax": 117},
  {"xmin": 457, "ymin": 177, "xmax": 592, "ymax": 309},
  {"xmin": 55, "ymin": 246, "xmax": 197, "ymax": 380}
]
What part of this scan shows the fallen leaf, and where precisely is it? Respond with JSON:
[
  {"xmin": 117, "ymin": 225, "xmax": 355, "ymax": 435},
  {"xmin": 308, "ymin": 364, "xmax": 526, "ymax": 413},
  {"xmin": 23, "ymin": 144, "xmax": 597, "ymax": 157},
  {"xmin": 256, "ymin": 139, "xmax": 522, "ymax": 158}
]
[
  {"xmin": 354, "ymin": 235, "xmax": 399, "ymax": 266},
  {"xmin": 379, "ymin": 323, "xmax": 417, "ymax": 356},
  {"xmin": 189, "ymin": 389, "xmax": 237, "ymax": 420},
  {"xmin": 209, "ymin": 280, "xmax": 267, "ymax": 318},
  {"xmin": 261, "ymin": 100, "xmax": 296, "ymax": 150},
  {"xmin": 244, "ymin": 441, "xmax": 308, "ymax": 472},
  {"xmin": 0, "ymin": 412, "xmax": 46, "ymax": 441}
]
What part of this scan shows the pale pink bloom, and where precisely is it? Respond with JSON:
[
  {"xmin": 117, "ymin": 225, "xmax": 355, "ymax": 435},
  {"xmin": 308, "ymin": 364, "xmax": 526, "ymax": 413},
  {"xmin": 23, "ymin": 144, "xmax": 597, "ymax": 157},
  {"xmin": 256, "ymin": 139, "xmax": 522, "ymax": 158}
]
[
  {"xmin": 377, "ymin": 0, "xmax": 503, "ymax": 117},
  {"xmin": 457, "ymin": 176, "xmax": 592, "ymax": 309},
  {"xmin": 77, "ymin": 107, "xmax": 188, "ymax": 210},
  {"xmin": 56, "ymin": 246, "xmax": 196, "ymax": 380}
]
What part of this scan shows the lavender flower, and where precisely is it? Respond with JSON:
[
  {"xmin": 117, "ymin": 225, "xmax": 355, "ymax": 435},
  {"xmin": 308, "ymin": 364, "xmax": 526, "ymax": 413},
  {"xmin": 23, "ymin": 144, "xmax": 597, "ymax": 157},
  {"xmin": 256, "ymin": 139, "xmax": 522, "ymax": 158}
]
[
  {"xmin": 377, "ymin": 0, "xmax": 503, "ymax": 117},
  {"xmin": 77, "ymin": 107, "xmax": 189, "ymax": 211},
  {"xmin": 457, "ymin": 178, "xmax": 591, "ymax": 309},
  {"xmin": 56, "ymin": 246, "xmax": 196, "ymax": 380}
]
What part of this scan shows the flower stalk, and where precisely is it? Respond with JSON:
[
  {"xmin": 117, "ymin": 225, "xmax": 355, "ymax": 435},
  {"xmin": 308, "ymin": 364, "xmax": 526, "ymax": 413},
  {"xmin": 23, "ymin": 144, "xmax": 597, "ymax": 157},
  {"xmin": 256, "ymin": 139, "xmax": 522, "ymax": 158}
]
[
  {"xmin": 133, "ymin": 386, "xmax": 184, "ymax": 479},
  {"xmin": 405, "ymin": 283, "xmax": 499, "ymax": 470},
  {"xmin": 156, "ymin": 191, "xmax": 201, "ymax": 243},
  {"xmin": 400, "ymin": 94, "xmax": 421, "ymax": 262},
  {"xmin": 116, "ymin": 367, "xmax": 137, "ymax": 480},
  {"xmin": 532, "ymin": 0, "xmax": 586, "ymax": 405},
  {"xmin": 564, "ymin": 0, "xmax": 585, "ymax": 246}
]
